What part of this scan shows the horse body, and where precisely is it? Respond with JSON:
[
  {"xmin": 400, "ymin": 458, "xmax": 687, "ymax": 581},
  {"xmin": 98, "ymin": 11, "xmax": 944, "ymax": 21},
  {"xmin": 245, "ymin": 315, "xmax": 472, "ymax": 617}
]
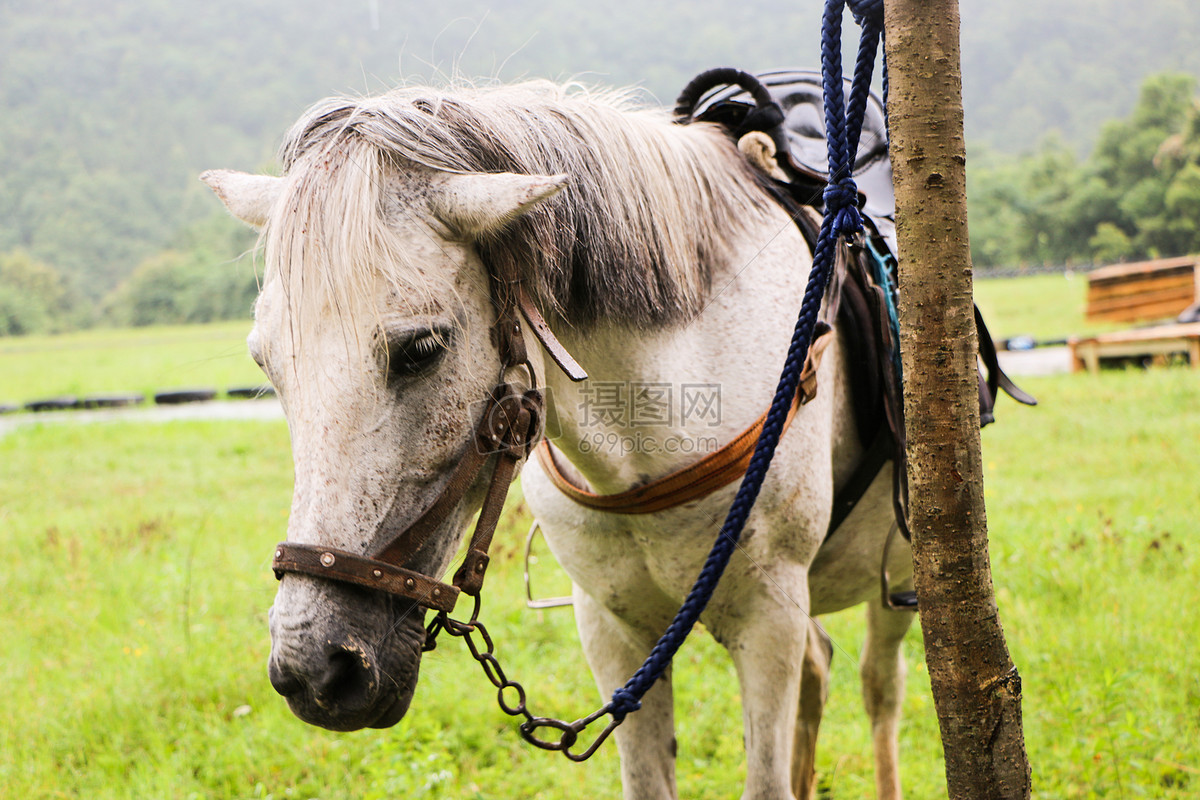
[
  {"xmin": 525, "ymin": 202, "xmax": 914, "ymax": 800},
  {"xmin": 203, "ymin": 80, "xmax": 914, "ymax": 799}
]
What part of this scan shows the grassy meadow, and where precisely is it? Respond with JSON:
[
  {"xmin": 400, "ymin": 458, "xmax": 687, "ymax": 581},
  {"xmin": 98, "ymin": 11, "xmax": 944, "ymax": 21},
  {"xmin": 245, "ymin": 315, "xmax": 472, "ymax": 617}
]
[
  {"xmin": 0, "ymin": 322, "xmax": 263, "ymax": 403},
  {"xmin": 973, "ymin": 272, "xmax": 1130, "ymax": 342},
  {"xmin": 1, "ymin": 287, "xmax": 1198, "ymax": 798}
]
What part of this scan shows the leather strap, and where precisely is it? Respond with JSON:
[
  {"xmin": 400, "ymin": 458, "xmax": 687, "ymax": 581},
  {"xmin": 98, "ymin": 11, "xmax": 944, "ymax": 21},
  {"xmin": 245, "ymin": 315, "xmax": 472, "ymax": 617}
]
[
  {"xmin": 272, "ymin": 544, "xmax": 461, "ymax": 612},
  {"xmin": 272, "ymin": 374, "xmax": 542, "ymax": 611},
  {"xmin": 974, "ymin": 304, "xmax": 1037, "ymax": 426},
  {"xmin": 518, "ymin": 287, "xmax": 588, "ymax": 382},
  {"xmin": 826, "ymin": 424, "xmax": 892, "ymax": 535},
  {"xmin": 534, "ymin": 326, "xmax": 835, "ymax": 515}
]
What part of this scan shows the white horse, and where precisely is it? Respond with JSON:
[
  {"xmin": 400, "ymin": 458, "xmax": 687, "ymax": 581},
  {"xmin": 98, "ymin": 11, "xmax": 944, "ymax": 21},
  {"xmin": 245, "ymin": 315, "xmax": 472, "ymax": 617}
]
[{"xmin": 202, "ymin": 80, "xmax": 915, "ymax": 800}]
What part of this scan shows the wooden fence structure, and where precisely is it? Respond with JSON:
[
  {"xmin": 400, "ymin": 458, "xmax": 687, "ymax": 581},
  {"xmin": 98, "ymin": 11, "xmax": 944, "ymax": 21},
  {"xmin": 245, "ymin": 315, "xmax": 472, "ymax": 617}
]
[{"xmin": 1085, "ymin": 256, "xmax": 1199, "ymax": 323}]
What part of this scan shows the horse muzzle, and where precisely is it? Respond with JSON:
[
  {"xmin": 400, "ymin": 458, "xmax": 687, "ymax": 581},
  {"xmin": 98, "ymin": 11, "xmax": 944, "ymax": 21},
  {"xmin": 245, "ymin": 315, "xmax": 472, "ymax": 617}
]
[{"xmin": 266, "ymin": 586, "xmax": 425, "ymax": 731}]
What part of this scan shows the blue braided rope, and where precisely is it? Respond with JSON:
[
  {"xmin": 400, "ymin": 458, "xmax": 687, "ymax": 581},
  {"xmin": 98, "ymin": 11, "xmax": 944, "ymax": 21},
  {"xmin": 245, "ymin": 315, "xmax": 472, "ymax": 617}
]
[{"xmin": 608, "ymin": 0, "xmax": 886, "ymax": 722}]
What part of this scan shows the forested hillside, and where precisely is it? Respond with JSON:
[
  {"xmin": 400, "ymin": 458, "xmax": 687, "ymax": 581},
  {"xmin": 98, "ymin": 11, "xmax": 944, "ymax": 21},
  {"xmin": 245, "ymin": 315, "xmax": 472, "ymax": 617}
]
[
  {"xmin": 960, "ymin": 0, "xmax": 1200, "ymax": 154},
  {"xmin": 969, "ymin": 74, "xmax": 1200, "ymax": 268},
  {"xmin": 2, "ymin": 0, "xmax": 1199, "ymax": 330}
]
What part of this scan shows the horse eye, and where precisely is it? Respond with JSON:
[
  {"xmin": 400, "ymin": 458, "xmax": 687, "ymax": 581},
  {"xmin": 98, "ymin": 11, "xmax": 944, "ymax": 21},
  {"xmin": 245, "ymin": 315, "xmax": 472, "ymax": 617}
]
[{"xmin": 386, "ymin": 330, "xmax": 447, "ymax": 378}]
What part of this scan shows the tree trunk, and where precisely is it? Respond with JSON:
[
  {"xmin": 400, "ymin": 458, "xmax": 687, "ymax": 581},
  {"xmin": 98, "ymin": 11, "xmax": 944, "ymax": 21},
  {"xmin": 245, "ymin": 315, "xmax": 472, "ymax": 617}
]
[{"xmin": 881, "ymin": 1, "xmax": 1033, "ymax": 797}]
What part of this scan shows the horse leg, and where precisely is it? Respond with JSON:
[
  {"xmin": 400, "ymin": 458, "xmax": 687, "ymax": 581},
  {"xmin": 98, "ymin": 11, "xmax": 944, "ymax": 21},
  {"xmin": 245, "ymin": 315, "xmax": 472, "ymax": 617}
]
[
  {"xmin": 711, "ymin": 572, "xmax": 812, "ymax": 800},
  {"xmin": 860, "ymin": 594, "xmax": 917, "ymax": 800},
  {"xmin": 574, "ymin": 589, "xmax": 678, "ymax": 800},
  {"xmin": 792, "ymin": 618, "xmax": 833, "ymax": 800}
]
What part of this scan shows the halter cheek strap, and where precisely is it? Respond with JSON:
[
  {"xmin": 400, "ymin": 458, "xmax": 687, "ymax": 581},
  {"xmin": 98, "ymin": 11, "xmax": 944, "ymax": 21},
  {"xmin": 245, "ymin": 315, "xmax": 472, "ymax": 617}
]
[
  {"xmin": 518, "ymin": 287, "xmax": 588, "ymax": 382},
  {"xmin": 272, "ymin": 382, "xmax": 541, "ymax": 611}
]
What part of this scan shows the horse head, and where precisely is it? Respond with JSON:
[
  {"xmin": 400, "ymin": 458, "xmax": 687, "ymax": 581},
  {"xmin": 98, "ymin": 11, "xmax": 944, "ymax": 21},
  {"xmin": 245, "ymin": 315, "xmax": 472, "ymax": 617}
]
[{"xmin": 202, "ymin": 157, "xmax": 563, "ymax": 731}]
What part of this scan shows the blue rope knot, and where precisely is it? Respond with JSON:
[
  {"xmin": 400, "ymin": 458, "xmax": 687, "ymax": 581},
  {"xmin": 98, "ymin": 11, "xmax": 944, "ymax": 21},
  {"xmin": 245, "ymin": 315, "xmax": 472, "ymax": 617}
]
[
  {"xmin": 608, "ymin": 687, "xmax": 643, "ymax": 721},
  {"xmin": 824, "ymin": 179, "xmax": 863, "ymax": 236},
  {"xmin": 823, "ymin": 178, "xmax": 859, "ymax": 212},
  {"xmin": 846, "ymin": 0, "xmax": 884, "ymax": 26}
]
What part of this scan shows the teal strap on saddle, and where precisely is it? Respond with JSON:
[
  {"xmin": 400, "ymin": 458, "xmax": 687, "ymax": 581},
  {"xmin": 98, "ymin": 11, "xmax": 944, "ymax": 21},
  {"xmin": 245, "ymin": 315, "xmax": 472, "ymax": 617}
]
[{"xmin": 864, "ymin": 233, "xmax": 902, "ymax": 381}]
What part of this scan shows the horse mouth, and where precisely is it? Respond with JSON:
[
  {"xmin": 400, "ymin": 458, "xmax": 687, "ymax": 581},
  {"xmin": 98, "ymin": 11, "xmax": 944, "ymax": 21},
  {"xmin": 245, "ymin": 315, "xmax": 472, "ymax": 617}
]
[
  {"xmin": 268, "ymin": 619, "xmax": 424, "ymax": 731},
  {"xmin": 366, "ymin": 692, "xmax": 411, "ymax": 729},
  {"xmin": 281, "ymin": 679, "xmax": 415, "ymax": 732}
]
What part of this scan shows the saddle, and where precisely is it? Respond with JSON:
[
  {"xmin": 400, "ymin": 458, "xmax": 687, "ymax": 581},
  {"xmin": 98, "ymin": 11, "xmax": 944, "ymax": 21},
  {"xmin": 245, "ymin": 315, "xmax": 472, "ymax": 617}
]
[{"xmin": 679, "ymin": 68, "xmax": 1036, "ymax": 543}]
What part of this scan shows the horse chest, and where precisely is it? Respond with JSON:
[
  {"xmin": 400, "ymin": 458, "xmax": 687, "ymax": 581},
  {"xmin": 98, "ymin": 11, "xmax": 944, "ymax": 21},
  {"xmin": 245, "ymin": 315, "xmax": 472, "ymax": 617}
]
[{"xmin": 526, "ymin": 465, "xmax": 817, "ymax": 631}]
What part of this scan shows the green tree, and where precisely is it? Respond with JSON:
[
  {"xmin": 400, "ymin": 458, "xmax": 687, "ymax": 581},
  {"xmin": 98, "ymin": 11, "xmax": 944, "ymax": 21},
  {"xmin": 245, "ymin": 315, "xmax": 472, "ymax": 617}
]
[
  {"xmin": 0, "ymin": 249, "xmax": 75, "ymax": 335},
  {"xmin": 1088, "ymin": 73, "xmax": 1199, "ymax": 259},
  {"xmin": 1088, "ymin": 222, "xmax": 1133, "ymax": 263},
  {"xmin": 0, "ymin": 286, "xmax": 51, "ymax": 336},
  {"xmin": 966, "ymin": 152, "xmax": 1029, "ymax": 268},
  {"xmin": 970, "ymin": 72, "xmax": 1200, "ymax": 268},
  {"xmin": 968, "ymin": 138, "xmax": 1089, "ymax": 268},
  {"xmin": 101, "ymin": 213, "xmax": 259, "ymax": 327}
]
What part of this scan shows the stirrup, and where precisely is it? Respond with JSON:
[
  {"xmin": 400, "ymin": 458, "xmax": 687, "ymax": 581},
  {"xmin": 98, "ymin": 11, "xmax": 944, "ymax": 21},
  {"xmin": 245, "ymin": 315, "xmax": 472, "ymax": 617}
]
[
  {"xmin": 880, "ymin": 521, "xmax": 918, "ymax": 611},
  {"xmin": 524, "ymin": 521, "xmax": 573, "ymax": 609}
]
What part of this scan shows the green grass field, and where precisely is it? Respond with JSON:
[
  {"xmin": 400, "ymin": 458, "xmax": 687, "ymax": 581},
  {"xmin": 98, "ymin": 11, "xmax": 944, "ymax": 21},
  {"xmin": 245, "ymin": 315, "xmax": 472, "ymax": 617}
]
[
  {"xmin": 0, "ymin": 322, "xmax": 262, "ymax": 403},
  {"xmin": 1, "ymin": 308, "xmax": 1198, "ymax": 798}
]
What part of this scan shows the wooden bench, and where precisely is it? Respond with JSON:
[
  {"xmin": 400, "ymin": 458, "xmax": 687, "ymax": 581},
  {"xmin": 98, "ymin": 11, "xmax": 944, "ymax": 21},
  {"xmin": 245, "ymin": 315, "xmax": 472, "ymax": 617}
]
[
  {"xmin": 1070, "ymin": 322, "xmax": 1200, "ymax": 373},
  {"xmin": 1086, "ymin": 256, "xmax": 1199, "ymax": 323}
]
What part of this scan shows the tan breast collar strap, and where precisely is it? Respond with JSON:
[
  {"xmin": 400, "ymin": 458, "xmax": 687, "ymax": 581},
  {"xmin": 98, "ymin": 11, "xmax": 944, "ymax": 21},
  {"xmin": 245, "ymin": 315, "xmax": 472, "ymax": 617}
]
[{"xmin": 535, "ymin": 325, "xmax": 835, "ymax": 514}]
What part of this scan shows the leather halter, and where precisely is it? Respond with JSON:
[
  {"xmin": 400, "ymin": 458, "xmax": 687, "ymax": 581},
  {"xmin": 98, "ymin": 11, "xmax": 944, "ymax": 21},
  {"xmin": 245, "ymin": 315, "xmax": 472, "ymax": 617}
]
[{"xmin": 271, "ymin": 268, "xmax": 584, "ymax": 612}]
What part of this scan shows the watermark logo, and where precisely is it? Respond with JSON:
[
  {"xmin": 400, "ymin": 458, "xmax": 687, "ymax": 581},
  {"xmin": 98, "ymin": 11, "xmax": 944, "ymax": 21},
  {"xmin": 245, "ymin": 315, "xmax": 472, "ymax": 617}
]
[
  {"xmin": 577, "ymin": 430, "xmax": 721, "ymax": 456},
  {"xmin": 579, "ymin": 382, "xmax": 722, "ymax": 429},
  {"xmin": 574, "ymin": 381, "xmax": 723, "ymax": 456}
]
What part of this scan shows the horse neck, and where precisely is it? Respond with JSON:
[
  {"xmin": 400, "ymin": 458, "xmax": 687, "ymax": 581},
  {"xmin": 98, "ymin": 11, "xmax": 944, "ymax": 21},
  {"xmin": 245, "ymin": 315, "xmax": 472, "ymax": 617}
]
[{"xmin": 537, "ymin": 207, "xmax": 816, "ymax": 494}]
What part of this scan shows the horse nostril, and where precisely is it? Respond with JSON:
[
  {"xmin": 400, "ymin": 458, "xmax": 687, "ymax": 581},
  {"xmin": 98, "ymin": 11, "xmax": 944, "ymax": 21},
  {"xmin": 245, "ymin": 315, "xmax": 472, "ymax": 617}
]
[
  {"xmin": 313, "ymin": 647, "xmax": 377, "ymax": 712},
  {"xmin": 268, "ymin": 660, "xmax": 305, "ymax": 699}
]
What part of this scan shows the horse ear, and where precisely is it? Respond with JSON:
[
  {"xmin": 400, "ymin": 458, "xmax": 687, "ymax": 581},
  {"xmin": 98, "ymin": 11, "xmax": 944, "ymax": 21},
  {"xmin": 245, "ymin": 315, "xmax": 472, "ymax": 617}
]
[
  {"xmin": 200, "ymin": 169, "xmax": 284, "ymax": 230},
  {"xmin": 432, "ymin": 172, "xmax": 568, "ymax": 237}
]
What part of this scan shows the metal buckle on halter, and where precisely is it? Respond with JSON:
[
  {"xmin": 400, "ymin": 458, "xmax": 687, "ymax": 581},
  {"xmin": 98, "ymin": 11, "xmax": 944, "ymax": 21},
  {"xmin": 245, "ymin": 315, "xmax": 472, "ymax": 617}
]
[{"xmin": 476, "ymin": 381, "xmax": 541, "ymax": 459}]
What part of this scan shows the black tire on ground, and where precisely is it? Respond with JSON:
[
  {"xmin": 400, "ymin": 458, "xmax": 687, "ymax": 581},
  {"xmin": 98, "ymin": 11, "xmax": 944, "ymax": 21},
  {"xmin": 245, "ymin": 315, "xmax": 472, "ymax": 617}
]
[
  {"xmin": 25, "ymin": 396, "xmax": 81, "ymax": 412},
  {"xmin": 81, "ymin": 393, "xmax": 147, "ymax": 409},
  {"xmin": 153, "ymin": 388, "xmax": 217, "ymax": 405},
  {"xmin": 226, "ymin": 385, "xmax": 276, "ymax": 399}
]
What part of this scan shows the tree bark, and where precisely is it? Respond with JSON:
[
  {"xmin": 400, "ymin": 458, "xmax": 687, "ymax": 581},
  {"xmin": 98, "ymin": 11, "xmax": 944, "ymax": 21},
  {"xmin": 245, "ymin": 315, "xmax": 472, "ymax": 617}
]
[{"xmin": 881, "ymin": 1, "xmax": 1033, "ymax": 797}]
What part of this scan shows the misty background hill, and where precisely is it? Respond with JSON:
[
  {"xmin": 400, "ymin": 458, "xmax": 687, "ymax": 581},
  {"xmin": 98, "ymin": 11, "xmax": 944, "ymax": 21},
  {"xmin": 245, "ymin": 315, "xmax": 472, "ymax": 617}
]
[{"xmin": 2, "ymin": 0, "xmax": 1199, "ymax": 305}]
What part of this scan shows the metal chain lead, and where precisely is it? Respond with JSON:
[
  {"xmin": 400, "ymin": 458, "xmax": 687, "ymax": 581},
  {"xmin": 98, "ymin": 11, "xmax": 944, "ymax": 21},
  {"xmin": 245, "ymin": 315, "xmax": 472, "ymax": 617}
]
[{"xmin": 424, "ymin": 595, "xmax": 622, "ymax": 762}]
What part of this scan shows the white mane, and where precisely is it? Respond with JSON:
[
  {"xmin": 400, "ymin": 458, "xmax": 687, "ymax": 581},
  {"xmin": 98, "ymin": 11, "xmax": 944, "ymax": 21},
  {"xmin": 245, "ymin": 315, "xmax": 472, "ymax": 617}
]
[{"xmin": 264, "ymin": 80, "xmax": 778, "ymax": 332}]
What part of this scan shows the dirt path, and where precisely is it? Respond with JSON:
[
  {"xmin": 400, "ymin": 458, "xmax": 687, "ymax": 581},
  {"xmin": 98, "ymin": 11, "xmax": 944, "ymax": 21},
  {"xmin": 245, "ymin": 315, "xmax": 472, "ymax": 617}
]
[{"xmin": 996, "ymin": 345, "xmax": 1072, "ymax": 377}]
